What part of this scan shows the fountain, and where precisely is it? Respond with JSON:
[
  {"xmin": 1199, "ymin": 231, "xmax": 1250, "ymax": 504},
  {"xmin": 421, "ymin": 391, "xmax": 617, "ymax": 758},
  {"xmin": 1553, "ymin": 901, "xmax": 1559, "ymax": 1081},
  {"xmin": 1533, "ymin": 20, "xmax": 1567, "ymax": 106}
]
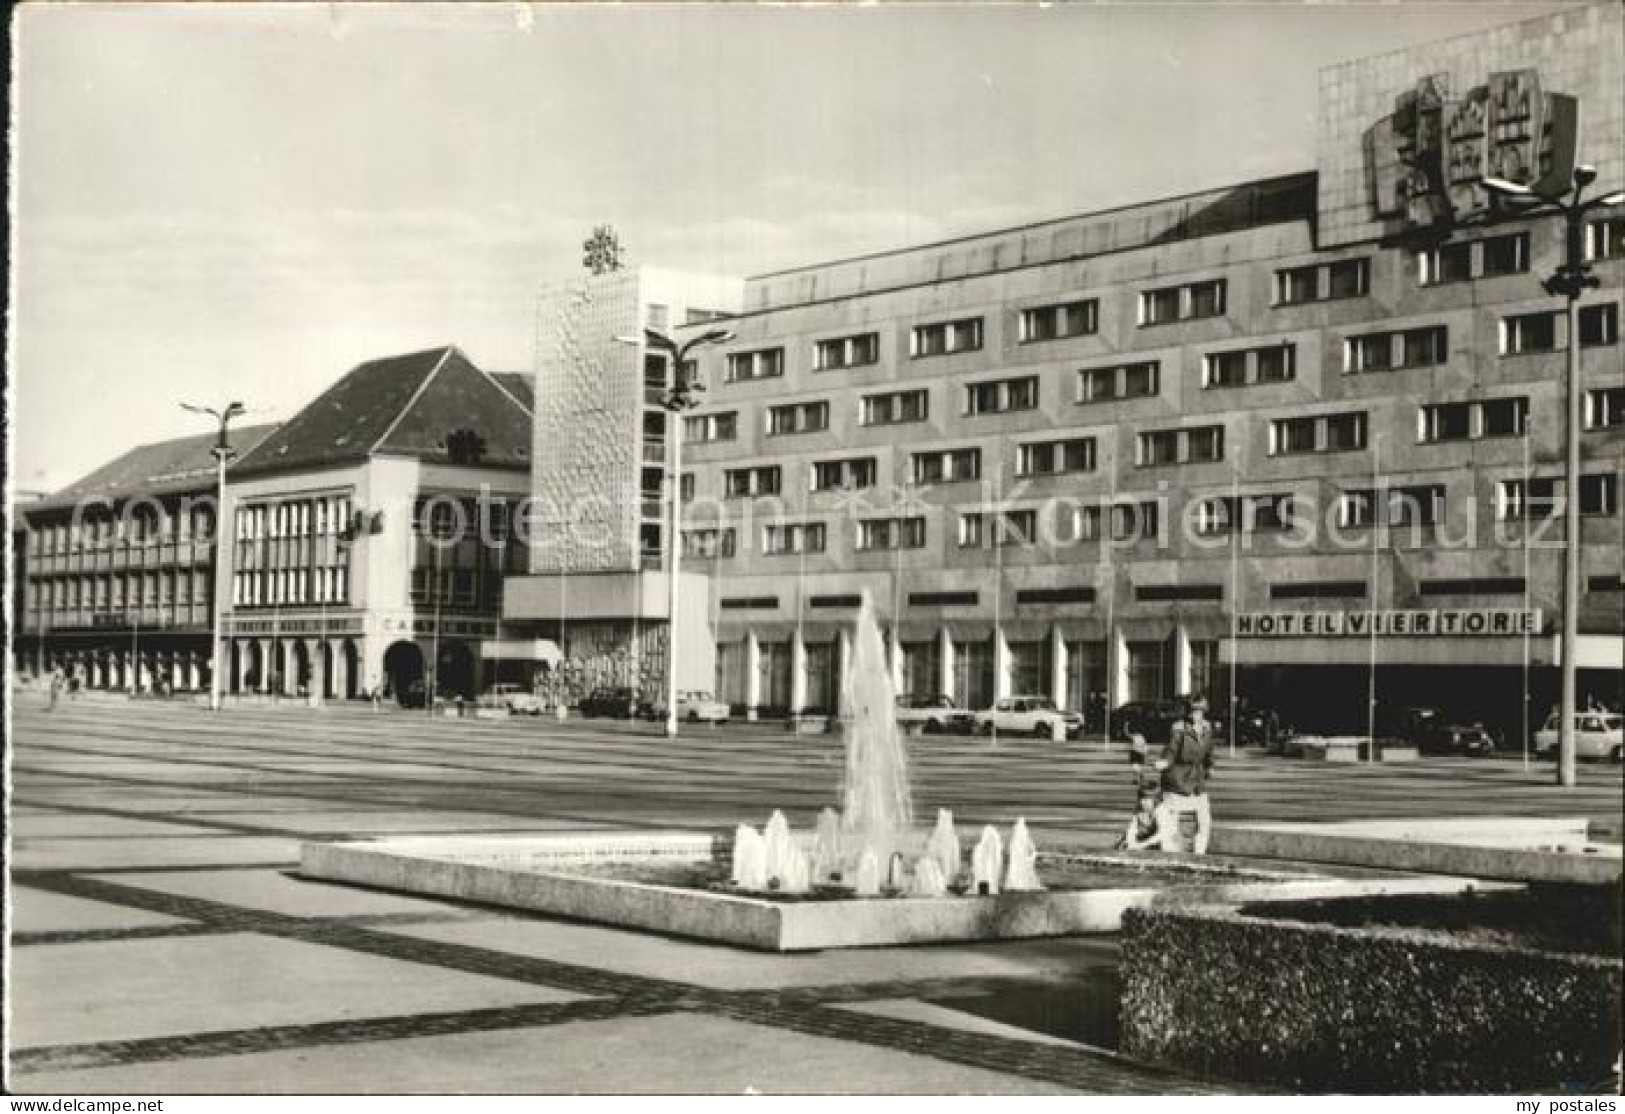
[{"xmin": 300, "ymin": 591, "xmax": 1492, "ymax": 950}]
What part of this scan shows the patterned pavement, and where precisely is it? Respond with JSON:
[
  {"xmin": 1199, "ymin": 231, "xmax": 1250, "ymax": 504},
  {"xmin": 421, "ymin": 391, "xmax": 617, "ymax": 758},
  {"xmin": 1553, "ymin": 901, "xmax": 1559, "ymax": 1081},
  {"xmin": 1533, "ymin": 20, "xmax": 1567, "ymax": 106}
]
[{"xmin": 6, "ymin": 696, "xmax": 1621, "ymax": 1093}]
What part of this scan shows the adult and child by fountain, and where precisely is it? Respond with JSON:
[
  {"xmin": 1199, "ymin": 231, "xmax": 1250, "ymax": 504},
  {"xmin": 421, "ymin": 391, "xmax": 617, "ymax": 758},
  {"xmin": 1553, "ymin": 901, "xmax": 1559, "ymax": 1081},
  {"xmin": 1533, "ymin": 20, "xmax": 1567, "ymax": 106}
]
[{"xmin": 727, "ymin": 594, "xmax": 1215, "ymax": 898}]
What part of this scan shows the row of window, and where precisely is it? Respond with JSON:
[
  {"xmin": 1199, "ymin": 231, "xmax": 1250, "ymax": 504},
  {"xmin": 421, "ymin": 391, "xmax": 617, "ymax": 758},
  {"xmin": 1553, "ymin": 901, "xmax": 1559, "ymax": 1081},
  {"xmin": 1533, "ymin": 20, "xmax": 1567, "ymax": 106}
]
[
  {"xmin": 235, "ymin": 497, "xmax": 353, "ymax": 542},
  {"xmin": 28, "ymin": 507, "xmax": 217, "ymax": 555},
  {"xmin": 685, "ymin": 310, "xmax": 1620, "ymax": 446},
  {"xmin": 715, "ymin": 218, "xmax": 1625, "ymax": 383},
  {"xmin": 682, "ymin": 474, "xmax": 1621, "ymax": 559},
  {"xmin": 28, "ymin": 570, "xmax": 213, "ymax": 614},
  {"xmin": 697, "ymin": 388, "xmax": 1624, "ymax": 497},
  {"xmin": 233, "ymin": 567, "xmax": 351, "ymax": 608}
]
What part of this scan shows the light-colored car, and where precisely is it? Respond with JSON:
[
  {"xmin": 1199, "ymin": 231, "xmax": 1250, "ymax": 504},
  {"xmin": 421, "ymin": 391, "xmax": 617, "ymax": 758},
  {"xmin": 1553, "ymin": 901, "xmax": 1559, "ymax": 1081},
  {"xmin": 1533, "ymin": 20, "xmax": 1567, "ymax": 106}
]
[
  {"xmin": 895, "ymin": 694, "xmax": 975, "ymax": 734},
  {"xmin": 974, "ymin": 696, "xmax": 1083, "ymax": 738},
  {"xmin": 477, "ymin": 683, "xmax": 545, "ymax": 715},
  {"xmin": 652, "ymin": 690, "xmax": 731, "ymax": 724},
  {"xmin": 1534, "ymin": 710, "xmax": 1623, "ymax": 761}
]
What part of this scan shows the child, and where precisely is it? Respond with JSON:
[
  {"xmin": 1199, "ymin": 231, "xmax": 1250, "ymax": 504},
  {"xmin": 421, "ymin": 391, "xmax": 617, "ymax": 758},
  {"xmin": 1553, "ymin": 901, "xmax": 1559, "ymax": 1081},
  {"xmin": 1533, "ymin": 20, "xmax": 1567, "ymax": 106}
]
[{"xmin": 1115, "ymin": 732, "xmax": 1163, "ymax": 851}]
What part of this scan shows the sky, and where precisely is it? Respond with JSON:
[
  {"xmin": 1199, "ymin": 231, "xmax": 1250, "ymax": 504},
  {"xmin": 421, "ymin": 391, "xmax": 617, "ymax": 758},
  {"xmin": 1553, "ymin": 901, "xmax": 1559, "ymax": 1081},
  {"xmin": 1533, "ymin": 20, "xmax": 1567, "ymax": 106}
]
[{"xmin": 10, "ymin": 1, "xmax": 1585, "ymax": 494}]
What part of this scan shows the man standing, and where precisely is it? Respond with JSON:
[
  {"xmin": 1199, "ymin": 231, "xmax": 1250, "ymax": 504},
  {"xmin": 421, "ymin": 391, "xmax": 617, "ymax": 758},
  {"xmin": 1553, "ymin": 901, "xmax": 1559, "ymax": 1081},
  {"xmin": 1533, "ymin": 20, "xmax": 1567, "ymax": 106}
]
[{"xmin": 1156, "ymin": 696, "xmax": 1216, "ymax": 853}]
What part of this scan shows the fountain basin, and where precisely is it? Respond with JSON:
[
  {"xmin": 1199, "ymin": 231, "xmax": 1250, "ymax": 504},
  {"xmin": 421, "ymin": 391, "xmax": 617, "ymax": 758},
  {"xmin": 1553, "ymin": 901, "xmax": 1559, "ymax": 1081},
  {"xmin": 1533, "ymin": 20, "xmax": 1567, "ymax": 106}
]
[{"xmin": 299, "ymin": 831, "xmax": 1496, "ymax": 952}]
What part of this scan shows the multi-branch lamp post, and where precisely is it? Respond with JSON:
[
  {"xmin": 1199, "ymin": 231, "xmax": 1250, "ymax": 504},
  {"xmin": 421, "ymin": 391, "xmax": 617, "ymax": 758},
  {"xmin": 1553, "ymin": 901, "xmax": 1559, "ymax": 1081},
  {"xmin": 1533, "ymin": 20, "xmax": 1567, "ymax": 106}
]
[
  {"xmin": 640, "ymin": 326, "xmax": 735, "ymax": 738},
  {"xmin": 1481, "ymin": 165, "xmax": 1622, "ymax": 788},
  {"xmin": 180, "ymin": 400, "xmax": 247, "ymax": 713}
]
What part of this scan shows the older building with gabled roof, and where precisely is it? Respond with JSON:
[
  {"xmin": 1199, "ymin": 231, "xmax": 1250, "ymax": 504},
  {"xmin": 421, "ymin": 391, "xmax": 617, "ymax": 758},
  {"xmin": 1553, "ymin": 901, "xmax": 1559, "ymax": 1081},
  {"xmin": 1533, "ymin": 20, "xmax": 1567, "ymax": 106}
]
[{"xmin": 217, "ymin": 345, "xmax": 541, "ymax": 705}]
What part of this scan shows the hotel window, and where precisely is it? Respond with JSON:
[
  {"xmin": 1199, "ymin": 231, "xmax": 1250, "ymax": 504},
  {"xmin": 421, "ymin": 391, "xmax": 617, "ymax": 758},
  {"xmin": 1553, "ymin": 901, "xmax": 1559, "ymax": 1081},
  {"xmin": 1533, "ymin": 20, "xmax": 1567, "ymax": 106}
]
[
  {"xmin": 766, "ymin": 400, "xmax": 829, "ymax": 436},
  {"xmin": 1269, "ymin": 412, "xmax": 1367, "ymax": 455},
  {"xmin": 1418, "ymin": 397, "xmax": 1528, "ymax": 443},
  {"xmin": 1016, "ymin": 437, "xmax": 1095, "ymax": 477},
  {"xmin": 1418, "ymin": 232, "xmax": 1527, "ymax": 285},
  {"xmin": 964, "ymin": 375, "xmax": 1038, "ymax": 416},
  {"xmin": 725, "ymin": 348, "xmax": 784, "ymax": 382},
  {"xmin": 911, "ymin": 317, "xmax": 982, "ymax": 358},
  {"xmin": 762, "ymin": 522, "xmax": 826, "ymax": 556},
  {"xmin": 1138, "ymin": 278, "xmax": 1226, "ymax": 325},
  {"xmin": 1111, "ymin": 501, "xmax": 1160, "ymax": 541},
  {"xmin": 1019, "ymin": 299, "xmax": 1098, "ymax": 343},
  {"xmin": 1347, "ymin": 327, "xmax": 1447, "ymax": 373},
  {"xmin": 1136, "ymin": 424, "xmax": 1224, "ymax": 467},
  {"xmin": 682, "ymin": 528, "xmax": 737, "ymax": 560},
  {"xmin": 860, "ymin": 388, "xmax": 929, "ymax": 426},
  {"xmin": 813, "ymin": 332, "xmax": 879, "ymax": 371},
  {"xmin": 1500, "ymin": 304, "xmax": 1617, "ymax": 354},
  {"xmin": 1202, "ymin": 343, "xmax": 1295, "ymax": 388},
  {"xmin": 679, "ymin": 473, "xmax": 696, "ymax": 503},
  {"xmin": 1273, "ymin": 258, "xmax": 1369, "ymax": 305},
  {"xmin": 1585, "ymin": 217, "xmax": 1625, "ymax": 261},
  {"xmin": 1077, "ymin": 360, "xmax": 1159, "ymax": 404},
  {"xmin": 723, "ymin": 466, "xmax": 781, "ymax": 498},
  {"xmin": 911, "ymin": 447, "xmax": 981, "ymax": 484},
  {"xmin": 684, "ymin": 412, "xmax": 738, "ymax": 443},
  {"xmin": 1585, "ymin": 387, "xmax": 1625, "ymax": 430},
  {"xmin": 1497, "ymin": 475, "xmax": 1619, "ymax": 519},
  {"xmin": 1193, "ymin": 493, "xmax": 1300, "ymax": 535},
  {"xmin": 811, "ymin": 457, "xmax": 878, "ymax": 492},
  {"xmin": 1338, "ymin": 485, "xmax": 1446, "ymax": 528},
  {"xmin": 857, "ymin": 517, "xmax": 926, "ymax": 551},
  {"xmin": 958, "ymin": 509, "xmax": 1036, "ymax": 548}
]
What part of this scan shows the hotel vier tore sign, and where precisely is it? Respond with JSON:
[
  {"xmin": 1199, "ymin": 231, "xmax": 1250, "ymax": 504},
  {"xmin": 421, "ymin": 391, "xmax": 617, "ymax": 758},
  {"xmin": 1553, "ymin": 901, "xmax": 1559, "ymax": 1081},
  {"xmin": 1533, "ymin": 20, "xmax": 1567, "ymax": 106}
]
[
  {"xmin": 1238, "ymin": 609, "xmax": 1542, "ymax": 638},
  {"xmin": 1368, "ymin": 69, "xmax": 1577, "ymax": 230}
]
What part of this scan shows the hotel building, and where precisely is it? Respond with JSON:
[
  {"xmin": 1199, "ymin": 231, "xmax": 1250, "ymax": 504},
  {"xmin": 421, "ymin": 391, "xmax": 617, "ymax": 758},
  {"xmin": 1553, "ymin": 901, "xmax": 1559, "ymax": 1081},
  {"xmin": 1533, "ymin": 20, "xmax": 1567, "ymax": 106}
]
[{"xmin": 508, "ymin": 4, "xmax": 1623, "ymax": 732}]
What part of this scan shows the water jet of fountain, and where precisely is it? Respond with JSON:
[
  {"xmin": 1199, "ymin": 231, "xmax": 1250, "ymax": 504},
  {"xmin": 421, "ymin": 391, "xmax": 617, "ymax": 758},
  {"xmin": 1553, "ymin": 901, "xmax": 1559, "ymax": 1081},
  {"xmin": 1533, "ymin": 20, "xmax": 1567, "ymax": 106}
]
[
  {"xmin": 839, "ymin": 596, "xmax": 913, "ymax": 854},
  {"xmin": 853, "ymin": 849, "xmax": 882, "ymax": 896},
  {"xmin": 763, "ymin": 810, "xmax": 797, "ymax": 887},
  {"xmin": 1003, "ymin": 818, "xmax": 1045, "ymax": 892},
  {"xmin": 813, "ymin": 807, "xmax": 842, "ymax": 881},
  {"xmin": 910, "ymin": 856, "xmax": 949, "ymax": 897},
  {"xmin": 970, "ymin": 826, "xmax": 1003, "ymax": 895},
  {"xmin": 926, "ymin": 809, "xmax": 961, "ymax": 884},
  {"xmin": 732, "ymin": 825, "xmax": 767, "ymax": 890}
]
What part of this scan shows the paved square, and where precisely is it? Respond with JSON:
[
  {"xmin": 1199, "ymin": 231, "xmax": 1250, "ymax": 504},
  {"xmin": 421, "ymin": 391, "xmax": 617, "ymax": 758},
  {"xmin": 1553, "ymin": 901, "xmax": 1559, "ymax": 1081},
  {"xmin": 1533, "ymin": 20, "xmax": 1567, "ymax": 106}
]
[{"xmin": 7, "ymin": 699, "xmax": 1619, "ymax": 1093}]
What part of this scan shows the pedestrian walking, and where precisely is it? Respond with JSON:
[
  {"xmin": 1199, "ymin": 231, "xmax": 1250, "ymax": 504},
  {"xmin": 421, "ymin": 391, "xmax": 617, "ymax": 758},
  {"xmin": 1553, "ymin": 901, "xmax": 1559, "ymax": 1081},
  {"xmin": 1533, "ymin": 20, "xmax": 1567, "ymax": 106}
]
[
  {"xmin": 46, "ymin": 667, "xmax": 65, "ymax": 711},
  {"xmin": 1155, "ymin": 696, "xmax": 1216, "ymax": 854}
]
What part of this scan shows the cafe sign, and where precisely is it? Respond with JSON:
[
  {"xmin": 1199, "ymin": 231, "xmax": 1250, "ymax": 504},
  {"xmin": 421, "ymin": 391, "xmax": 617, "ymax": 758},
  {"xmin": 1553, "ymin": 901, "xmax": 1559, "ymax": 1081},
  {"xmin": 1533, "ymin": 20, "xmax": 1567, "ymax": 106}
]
[{"xmin": 1238, "ymin": 609, "xmax": 1541, "ymax": 638}]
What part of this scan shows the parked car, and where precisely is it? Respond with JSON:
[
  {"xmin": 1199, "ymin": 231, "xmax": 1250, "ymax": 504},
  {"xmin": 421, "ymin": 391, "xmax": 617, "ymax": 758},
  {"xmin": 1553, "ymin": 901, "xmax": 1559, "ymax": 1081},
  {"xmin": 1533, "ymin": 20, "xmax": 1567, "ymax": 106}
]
[
  {"xmin": 1392, "ymin": 707, "xmax": 1499, "ymax": 757},
  {"xmin": 974, "ymin": 696, "xmax": 1083, "ymax": 738},
  {"xmin": 895, "ymin": 694, "xmax": 975, "ymax": 734},
  {"xmin": 477, "ymin": 683, "xmax": 544, "ymax": 715},
  {"xmin": 649, "ymin": 690, "xmax": 731, "ymax": 724},
  {"xmin": 1534, "ymin": 710, "xmax": 1624, "ymax": 761},
  {"xmin": 577, "ymin": 687, "xmax": 649, "ymax": 719},
  {"xmin": 1111, "ymin": 700, "xmax": 1186, "ymax": 746}
]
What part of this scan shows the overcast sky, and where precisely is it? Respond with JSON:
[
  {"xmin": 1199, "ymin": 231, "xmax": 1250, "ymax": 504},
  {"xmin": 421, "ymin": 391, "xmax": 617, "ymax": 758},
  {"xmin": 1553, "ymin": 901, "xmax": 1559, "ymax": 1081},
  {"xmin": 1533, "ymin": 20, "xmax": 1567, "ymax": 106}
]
[{"xmin": 10, "ymin": 1, "xmax": 1581, "ymax": 493}]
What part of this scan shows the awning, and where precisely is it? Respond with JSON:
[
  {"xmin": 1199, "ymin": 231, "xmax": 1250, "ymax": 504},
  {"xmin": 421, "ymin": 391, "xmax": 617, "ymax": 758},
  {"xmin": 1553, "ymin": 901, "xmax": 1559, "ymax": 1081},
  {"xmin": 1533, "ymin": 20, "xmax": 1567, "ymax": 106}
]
[{"xmin": 478, "ymin": 638, "xmax": 562, "ymax": 665}]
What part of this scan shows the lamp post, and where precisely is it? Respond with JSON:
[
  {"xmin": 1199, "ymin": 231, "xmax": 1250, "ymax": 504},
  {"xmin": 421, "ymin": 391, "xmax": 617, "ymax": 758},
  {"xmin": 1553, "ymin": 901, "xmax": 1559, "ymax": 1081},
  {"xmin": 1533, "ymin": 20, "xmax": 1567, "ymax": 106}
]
[
  {"xmin": 1482, "ymin": 166, "xmax": 1623, "ymax": 788},
  {"xmin": 181, "ymin": 400, "xmax": 246, "ymax": 713},
  {"xmin": 641, "ymin": 325, "xmax": 735, "ymax": 737}
]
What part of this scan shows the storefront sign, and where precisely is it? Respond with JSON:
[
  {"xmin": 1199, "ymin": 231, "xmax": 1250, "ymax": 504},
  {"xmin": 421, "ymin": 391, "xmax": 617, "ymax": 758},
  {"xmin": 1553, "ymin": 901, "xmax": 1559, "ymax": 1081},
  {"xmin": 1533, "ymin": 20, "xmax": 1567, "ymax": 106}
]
[
  {"xmin": 378, "ymin": 614, "xmax": 498, "ymax": 639},
  {"xmin": 226, "ymin": 615, "xmax": 365, "ymax": 636},
  {"xmin": 1237, "ymin": 609, "xmax": 1541, "ymax": 637}
]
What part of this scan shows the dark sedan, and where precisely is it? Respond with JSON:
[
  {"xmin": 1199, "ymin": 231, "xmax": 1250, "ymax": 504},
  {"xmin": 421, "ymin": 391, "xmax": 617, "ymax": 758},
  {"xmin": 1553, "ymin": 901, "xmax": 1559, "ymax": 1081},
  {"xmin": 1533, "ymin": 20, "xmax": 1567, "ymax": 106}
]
[{"xmin": 577, "ymin": 687, "xmax": 649, "ymax": 719}]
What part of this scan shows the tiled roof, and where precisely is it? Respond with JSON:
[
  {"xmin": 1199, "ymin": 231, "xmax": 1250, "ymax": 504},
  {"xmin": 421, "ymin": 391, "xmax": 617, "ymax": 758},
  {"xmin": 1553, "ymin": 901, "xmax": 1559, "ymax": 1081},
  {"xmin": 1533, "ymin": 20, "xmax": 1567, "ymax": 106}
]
[
  {"xmin": 489, "ymin": 372, "xmax": 535, "ymax": 412},
  {"xmin": 31, "ymin": 423, "xmax": 280, "ymax": 513},
  {"xmin": 234, "ymin": 345, "xmax": 532, "ymax": 477}
]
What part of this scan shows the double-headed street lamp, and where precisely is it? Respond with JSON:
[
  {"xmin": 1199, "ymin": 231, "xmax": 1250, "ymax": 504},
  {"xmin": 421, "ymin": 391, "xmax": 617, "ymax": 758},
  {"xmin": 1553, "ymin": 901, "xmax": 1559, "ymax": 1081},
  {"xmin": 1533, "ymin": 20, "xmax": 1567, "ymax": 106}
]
[
  {"xmin": 1482, "ymin": 166, "xmax": 1623, "ymax": 788},
  {"xmin": 181, "ymin": 400, "xmax": 247, "ymax": 713},
  {"xmin": 642, "ymin": 325, "xmax": 735, "ymax": 738}
]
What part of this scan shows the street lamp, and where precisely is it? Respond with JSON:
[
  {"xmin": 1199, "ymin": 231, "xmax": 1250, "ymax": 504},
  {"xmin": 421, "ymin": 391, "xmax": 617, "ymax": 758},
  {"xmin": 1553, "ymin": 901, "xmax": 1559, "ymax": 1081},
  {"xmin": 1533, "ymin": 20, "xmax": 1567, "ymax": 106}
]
[
  {"xmin": 181, "ymin": 400, "xmax": 247, "ymax": 713},
  {"xmin": 641, "ymin": 325, "xmax": 735, "ymax": 737},
  {"xmin": 1482, "ymin": 165, "xmax": 1623, "ymax": 788}
]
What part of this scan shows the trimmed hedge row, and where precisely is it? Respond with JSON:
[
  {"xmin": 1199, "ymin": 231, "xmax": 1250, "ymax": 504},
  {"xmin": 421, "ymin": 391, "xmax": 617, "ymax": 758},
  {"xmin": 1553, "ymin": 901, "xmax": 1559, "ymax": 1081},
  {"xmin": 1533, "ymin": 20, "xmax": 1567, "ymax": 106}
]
[{"xmin": 1120, "ymin": 898, "xmax": 1623, "ymax": 1093}]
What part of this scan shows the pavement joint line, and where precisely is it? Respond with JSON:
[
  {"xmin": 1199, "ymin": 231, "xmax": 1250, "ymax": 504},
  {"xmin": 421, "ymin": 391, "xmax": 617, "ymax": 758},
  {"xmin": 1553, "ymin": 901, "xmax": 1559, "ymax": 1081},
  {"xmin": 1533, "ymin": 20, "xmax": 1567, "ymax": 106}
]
[
  {"xmin": 8, "ymin": 870, "xmax": 1225, "ymax": 1091},
  {"xmin": 10, "ymin": 923, "xmax": 231, "ymax": 947},
  {"xmin": 6, "ymin": 997, "xmax": 661, "ymax": 1077}
]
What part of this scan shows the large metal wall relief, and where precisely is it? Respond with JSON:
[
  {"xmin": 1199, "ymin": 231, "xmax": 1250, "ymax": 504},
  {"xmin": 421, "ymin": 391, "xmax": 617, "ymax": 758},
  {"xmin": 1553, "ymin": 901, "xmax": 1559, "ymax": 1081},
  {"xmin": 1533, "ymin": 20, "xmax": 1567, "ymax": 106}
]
[{"xmin": 1366, "ymin": 69, "xmax": 1577, "ymax": 230}]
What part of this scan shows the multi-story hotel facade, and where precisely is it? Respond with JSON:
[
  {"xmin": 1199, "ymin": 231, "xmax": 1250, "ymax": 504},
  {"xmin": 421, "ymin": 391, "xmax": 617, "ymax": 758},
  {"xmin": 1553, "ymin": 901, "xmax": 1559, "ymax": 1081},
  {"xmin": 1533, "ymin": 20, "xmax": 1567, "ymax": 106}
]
[{"xmin": 513, "ymin": 4, "xmax": 1624, "ymax": 732}]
